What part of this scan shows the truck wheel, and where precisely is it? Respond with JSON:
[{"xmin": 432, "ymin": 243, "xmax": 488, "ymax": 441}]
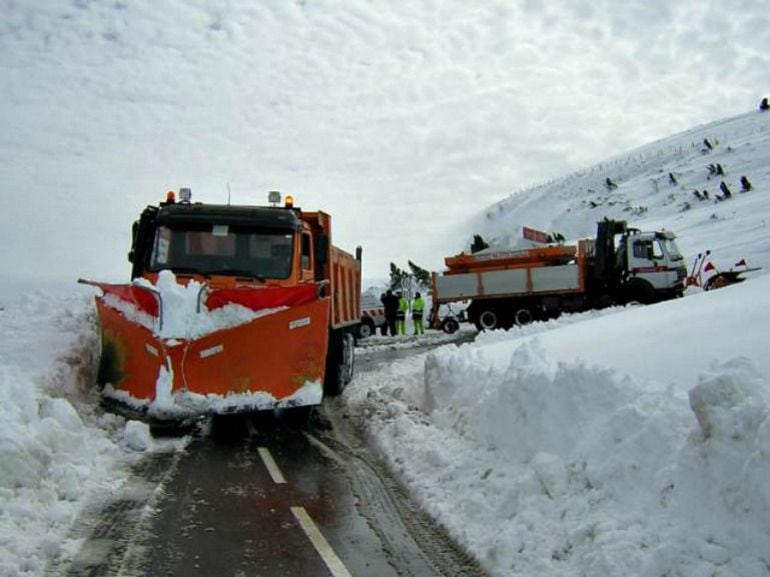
[
  {"xmin": 441, "ymin": 318, "xmax": 459, "ymax": 334},
  {"xmin": 325, "ymin": 332, "xmax": 354, "ymax": 397},
  {"xmin": 624, "ymin": 280, "xmax": 654, "ymax": 304},
  {"xmin": 514, "ymin": 308, "xmax": 533, "ymax": 326},
  {"xmin": 358, "ymin": 320, "xmax": 374, "ymax": 339},
  {"xmin": 477, "ymin": 310, "xmax": 500, "ymax": 331},
  {"xmin": 341, "ymin": 333, "xmax": 355, "ymax": 385}
]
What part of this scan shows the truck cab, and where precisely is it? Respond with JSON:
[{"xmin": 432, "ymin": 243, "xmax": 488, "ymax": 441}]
[
  {"xmin": 615, "ymin": 228, "xmax": 686, "ymax": 302},
  {"xmin": 129, "ymin": 192, "xmax": 325, "ymax": 290}
]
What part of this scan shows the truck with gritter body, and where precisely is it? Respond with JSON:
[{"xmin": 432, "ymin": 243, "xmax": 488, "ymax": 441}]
[
  {"xmin": 430, "ymin": 219, "xmax": 687, "ymax": 332},
  {"xmin": 81, "ymin": 189, "xmax": 361, "ymax": 425}
]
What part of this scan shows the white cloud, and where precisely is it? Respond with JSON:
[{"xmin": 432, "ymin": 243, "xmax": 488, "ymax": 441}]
[{"xmin": 1, "ymin": 0, "xmax": 769, "ymax": 283}]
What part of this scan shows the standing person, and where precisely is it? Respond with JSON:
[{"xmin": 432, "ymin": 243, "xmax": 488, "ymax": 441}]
[
  {"xmin": 396, "ymin": 291, "xmax": 409, "ymax": 335},
  {"xmin": 740, "ymin": 175, "xmax": 753, "ymax": 192},
  {"xmin": 412, "ymin": 292, "xmax": 425, "ymax": 335},
  {"xmin": 378, "ymin": 293, "xmax": 389, "ymax": 335},
  {"xmin": 381, "ymin": 289, "xmax": 398, "ymax": 336}
]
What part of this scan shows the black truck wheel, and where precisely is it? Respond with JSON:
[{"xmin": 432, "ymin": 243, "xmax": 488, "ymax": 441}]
[
  {"xmin": 358, "ymin": 319, "xmax": 374, "ymax": 339},
  {"xmin": 441, "ymin": 317, "xmax": 460, "ymax": 334},
  {"xmin": 514, "ymin": 307, "xmax": 533, "ymax": 326},
  {"xmin": 477, "ymin": 309, "xmax": 500, "ymax": 331},
  {"xmin": 341, "ymin": 333, "xmax": 354, "ymax": 384},
  {"xmin": 324, "ymin": 331, "xmax": 355, "ymax": 396},
  {"xmin": 623, "ymin": 279, "xmax": 655, "ymax": 305}
]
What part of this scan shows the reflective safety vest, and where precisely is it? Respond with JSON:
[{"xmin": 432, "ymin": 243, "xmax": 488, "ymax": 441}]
[
  {"xmin": 396, "ymin": 297, "xmax": 409, "ymax": 318},
  {"xmin": 412, "ymin": 297, "xmax": 425, "ymax": 318}
]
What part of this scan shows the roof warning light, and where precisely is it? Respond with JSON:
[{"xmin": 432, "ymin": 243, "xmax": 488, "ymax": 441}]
[{"xmin": 179, "ymin": 187, "xmax": 192, "ymax": 203}]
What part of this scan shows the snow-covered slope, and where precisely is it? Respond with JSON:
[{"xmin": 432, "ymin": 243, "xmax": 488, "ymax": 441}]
[{"xmin": 471, "ymin": 108, "xmax": 770, "ymax": 273}]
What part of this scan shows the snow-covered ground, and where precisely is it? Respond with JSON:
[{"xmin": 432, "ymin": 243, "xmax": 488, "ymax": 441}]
[
  {"xmin": 2, "ymin": 108, "xmax": 770, "ymax": 576},
  {"xmin": 0, "ymin": 293, "xmax": 186, "ymax": 576},
  {"xmin": 346, "ymin": 282, "xmax": 770, "ymax": 576}
]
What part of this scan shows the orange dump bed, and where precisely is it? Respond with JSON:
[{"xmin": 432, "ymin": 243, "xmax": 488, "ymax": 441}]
[{"xmin": 329, "ymin": 246, "xmax": 361, "ymax": 329}]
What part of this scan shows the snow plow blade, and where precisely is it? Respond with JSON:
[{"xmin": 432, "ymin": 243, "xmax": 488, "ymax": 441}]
[{"xmin": 81, "ymin": 280, "xmax": 330, "ymax": 421}]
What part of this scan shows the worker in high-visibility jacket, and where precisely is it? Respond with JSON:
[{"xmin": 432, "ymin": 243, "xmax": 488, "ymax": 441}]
[
  {"xmin": 412, "ymin": 292, "xmax": 425, "ymax": 335},
  {"xmin": 396, "ymin": 291, "xmax": 409, "ymax": 335}
]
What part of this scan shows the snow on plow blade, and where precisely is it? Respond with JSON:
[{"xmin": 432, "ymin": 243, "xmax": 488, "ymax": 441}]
[{"xmin": 81, "ymin": 279, "xmax": 330, "ymax": 420}]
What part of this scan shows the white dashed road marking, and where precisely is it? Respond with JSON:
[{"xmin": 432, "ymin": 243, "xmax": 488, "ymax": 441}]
[
  {"xmin": 259, "ymin": 448, "xmax": 350, "ymax": 575},
  {"xmin": 291, "ymin": 506, "xmax": 353, "ymax": 577},
  {"xmin": 257, "ymin": 447, "xmax": 287, "ymax": 484}
]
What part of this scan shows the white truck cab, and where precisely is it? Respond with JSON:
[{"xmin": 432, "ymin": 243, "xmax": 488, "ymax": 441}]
[{"xmin": 619, "ymin": 229, "xmax": 686, "ymax": 295}]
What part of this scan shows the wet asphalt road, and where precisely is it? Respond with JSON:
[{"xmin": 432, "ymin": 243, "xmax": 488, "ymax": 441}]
[
  {"xmin": 131, "ymin": 414, "xmax": 409, "ymax": 577},
  {"xmin": 56, "ymin": 331, "xmax": 483, "ymax": 577}
]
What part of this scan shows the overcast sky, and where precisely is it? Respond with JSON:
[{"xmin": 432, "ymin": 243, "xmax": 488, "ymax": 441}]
[{"xmin": 1, "ymin": 0, "xmax": 768, "ymax": 288}]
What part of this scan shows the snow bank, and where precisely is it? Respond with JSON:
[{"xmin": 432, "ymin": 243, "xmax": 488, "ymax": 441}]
[
  {"xmin": 0, "ymin": 294, "xmax": 182, "ymax": 575},
  {"xmin": 346, "ymin": 274, "xmax": 770, "ymax": 576}
]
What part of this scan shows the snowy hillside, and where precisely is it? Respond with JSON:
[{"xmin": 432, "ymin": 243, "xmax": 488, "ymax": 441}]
[{"xmin": 471, "ymin": 108, "xmax": 770, "ymax": 274}]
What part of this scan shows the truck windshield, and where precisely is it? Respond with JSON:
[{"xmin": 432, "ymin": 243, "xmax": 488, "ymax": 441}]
[
  {"xmin": 660, "ymin": 239, "xmax": 683, "ymax": 261},
  {"xmin": 148, "ymin": 224, "xmax": 294, "ymax": 279}
]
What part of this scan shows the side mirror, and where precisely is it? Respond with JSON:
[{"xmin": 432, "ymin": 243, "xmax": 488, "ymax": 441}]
[{"xmin": 128, "ymin": 221, "xmax": 139, "ymax": 262}]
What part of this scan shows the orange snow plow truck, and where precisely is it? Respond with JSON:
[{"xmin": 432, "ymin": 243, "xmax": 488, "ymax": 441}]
[{"xmin": 81, "ymin": 189, "xmax": 361, "ymax": 425}]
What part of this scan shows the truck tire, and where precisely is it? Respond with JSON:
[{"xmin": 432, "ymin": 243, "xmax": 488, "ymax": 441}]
[
  {"xmin": 324, "ymin": 331, "xmax": 355, "ymax": 396},
  {"xmin": 514, "ymin": 307, "xmax": 533, "ymax": 326},
  {"xmin": 477, "ymin": 309, "xmax": 500, "ymax": 331},
  {"xmin": 358, "ymin": 319, "xmax": 374, "ymax": 339},
  {"xmin": 441, "ymin": 317, "xmax": 460, "ymax": 334},
  {"xmin": 341, "ymin": 333, "xmax": 355, "ymax": 384},
  {"xmin": 624, "ymin": 279, "xmax": 654, "ymax": 305}
]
